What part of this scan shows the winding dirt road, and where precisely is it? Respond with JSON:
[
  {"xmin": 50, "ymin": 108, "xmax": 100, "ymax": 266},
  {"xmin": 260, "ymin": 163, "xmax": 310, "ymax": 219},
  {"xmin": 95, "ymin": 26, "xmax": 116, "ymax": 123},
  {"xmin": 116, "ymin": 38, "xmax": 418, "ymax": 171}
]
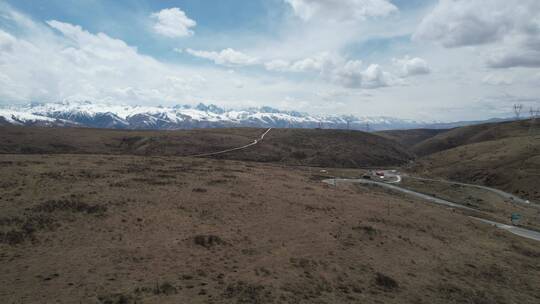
[{"xmin": 187, "ymin": 128, "xmax": 272, "ymax": 158}]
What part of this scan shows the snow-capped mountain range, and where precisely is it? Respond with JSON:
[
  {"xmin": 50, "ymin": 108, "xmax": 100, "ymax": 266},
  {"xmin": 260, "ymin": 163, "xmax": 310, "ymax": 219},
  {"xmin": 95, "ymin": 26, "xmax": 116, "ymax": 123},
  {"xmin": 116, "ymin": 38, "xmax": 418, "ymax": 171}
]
[{"xmin": 0, "ymin": 101, "xmax": 500, "ymax": 131}]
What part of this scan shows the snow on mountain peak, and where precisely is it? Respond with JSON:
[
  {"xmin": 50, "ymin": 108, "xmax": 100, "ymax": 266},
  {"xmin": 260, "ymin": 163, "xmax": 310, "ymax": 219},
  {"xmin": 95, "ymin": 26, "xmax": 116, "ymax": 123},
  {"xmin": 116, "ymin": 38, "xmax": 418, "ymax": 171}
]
[{"xmin": 0, "ymin": 101, "xmax": 439, "ymax": 130}]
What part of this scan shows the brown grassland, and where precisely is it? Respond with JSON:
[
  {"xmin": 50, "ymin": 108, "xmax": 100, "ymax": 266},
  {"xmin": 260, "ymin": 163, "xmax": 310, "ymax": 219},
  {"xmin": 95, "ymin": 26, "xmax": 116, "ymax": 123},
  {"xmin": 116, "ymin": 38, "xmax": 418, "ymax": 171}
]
[
  {"xmin": 0, "ymin": 153, "xmax": 539, "ymax": 303},
  {"xmin": 0, "ymin": 126, "xmax": 412, "ymax": 168},
  {"xmin": 0, "ymin": 124, "xmax": 539, "ymax": 303}
]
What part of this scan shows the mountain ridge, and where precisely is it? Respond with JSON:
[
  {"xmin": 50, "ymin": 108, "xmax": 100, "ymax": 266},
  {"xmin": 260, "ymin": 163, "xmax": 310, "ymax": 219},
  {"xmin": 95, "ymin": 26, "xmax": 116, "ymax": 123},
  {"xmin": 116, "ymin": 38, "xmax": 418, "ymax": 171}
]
[{"xmin": 0, "ymin": 101, "xmax": 513, "ymax": 131}]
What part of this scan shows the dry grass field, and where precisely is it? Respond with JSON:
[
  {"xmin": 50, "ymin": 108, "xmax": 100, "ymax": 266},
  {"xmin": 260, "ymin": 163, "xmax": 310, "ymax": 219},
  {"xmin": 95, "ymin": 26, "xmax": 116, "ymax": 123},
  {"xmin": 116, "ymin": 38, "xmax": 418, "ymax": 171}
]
[{"xmin": 1, "ymin": 154, "xmax": 539, "ymax": 304}]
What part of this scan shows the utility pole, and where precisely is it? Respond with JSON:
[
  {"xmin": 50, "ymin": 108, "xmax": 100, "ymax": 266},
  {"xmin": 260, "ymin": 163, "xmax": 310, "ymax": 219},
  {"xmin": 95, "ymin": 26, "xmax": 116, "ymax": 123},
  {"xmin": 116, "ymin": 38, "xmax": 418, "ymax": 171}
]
[
  {"xmin": 514, "ymin": 104, "xmax": 523, "ymax": 120},
  {"xmin": 529, "ymin": 107, "xmax": 540, "ymax": 136},
  {"xmin": 343, "ymin": 115, "xmax": 355, "ymax": 131},
  {"xmin": 365, "ymin": 122, "xmax": 370, "ymax": 132},
  {"xmin": 522, "ymin": 106, "xmax": 540, "ymax": 174}
]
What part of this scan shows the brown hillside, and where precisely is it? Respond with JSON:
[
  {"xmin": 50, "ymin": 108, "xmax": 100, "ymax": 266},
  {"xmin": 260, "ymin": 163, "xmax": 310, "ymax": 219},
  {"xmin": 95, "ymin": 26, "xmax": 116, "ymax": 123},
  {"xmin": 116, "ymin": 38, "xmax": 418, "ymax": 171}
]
[
  {"xmin": 411, "ymin": 134, "xmax": 540, "ymax": 201},
  {"xmin": 411, "ymin": 119, "xmax": 534, "ymax": 156},
  {"xmin": 375, "ymin": 129, "xmax": 448, "ymax": 149},
  {"xmin": 0, "ymin": 126, "xmax": 412, "ymax": 168},
  {"xmin": 221, "ymin": 128, "xmax": 413, "ymax": 167}
]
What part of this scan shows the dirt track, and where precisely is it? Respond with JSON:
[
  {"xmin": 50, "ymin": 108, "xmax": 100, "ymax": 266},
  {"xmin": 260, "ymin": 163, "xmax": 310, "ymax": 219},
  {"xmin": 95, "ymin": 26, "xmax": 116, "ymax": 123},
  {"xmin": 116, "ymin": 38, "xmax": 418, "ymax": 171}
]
[{"xmin": 189, "ymin": 128, "xmax": 272, "ymax": 157}]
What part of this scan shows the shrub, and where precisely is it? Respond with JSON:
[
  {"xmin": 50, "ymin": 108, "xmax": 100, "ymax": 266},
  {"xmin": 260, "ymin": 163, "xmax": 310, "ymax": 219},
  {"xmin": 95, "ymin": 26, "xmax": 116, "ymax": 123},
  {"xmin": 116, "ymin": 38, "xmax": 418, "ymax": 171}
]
[
  {"xmin": 193, "ymin": 234, "xmax": 224, "ymax": 248},
  {"xmin": 375, "ymin": 273, "xmax": 398, "ymax": 290}
]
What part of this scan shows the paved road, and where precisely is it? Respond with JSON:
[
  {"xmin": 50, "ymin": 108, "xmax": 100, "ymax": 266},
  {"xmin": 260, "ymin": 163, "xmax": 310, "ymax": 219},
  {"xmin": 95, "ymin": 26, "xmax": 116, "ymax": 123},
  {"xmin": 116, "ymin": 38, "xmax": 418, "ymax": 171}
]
[
  {"xmin": 471, "ymin": 217, "xmax": 540, "ymax": 241},
  {"xmin": 404, "ymin": 175, "xmax": 536, "ymax": 206},
  {"xmin": 324, "ymin": 178, "xmax": 476, "ymax": 211},
  {"xmin": 324, "ymin": 177, "xmax": 540, "ymax": 242},
  {"xmin": 188, "ymin": 128, "xmax": 272, "ymax": 158}
]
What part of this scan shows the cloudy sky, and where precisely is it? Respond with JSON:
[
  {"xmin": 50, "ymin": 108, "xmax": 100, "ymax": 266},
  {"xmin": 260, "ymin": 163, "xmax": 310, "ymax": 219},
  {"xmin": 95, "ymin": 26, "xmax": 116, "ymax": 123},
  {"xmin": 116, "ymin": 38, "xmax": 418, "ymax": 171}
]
[{"xmin": 0, "ymin": 0, "xmax": 539, "ymax": 121}]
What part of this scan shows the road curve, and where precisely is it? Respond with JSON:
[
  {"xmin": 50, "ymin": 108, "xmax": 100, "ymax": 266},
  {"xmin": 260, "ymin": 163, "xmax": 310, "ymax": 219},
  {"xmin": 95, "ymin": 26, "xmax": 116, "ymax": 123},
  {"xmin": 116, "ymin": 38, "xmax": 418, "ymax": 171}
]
[
  {"xmin": 323, "ymin": 177, "xmax": 540, "ymax": 242},
  {"xmin": 324, "ymin": 178, "xmax": 476, "ymax": 211},
  {"xmin": 188, "ymin": 128, "xmax": 272, "ymax": 158},
  {"xmin": 404, "ymin": 175, "xmax": 536, "ymax": 206}
]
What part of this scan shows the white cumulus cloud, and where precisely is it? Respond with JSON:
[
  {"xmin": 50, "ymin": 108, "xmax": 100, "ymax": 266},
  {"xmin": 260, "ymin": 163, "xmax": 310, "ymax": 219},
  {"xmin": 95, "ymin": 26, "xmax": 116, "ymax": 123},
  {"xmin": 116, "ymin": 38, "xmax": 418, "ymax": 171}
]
[
  {"xmin": 414, "ymin": 0, "xmax": 540, "ymax": 69},
  {"xmin": 413, "ymin": 0, "xmax": 513, "ymax": 48},
  {"xmin": 330, "ymin": 60, "xmax": 365, "ymax": 88},
  {"xmin": 151, "ymin": 8, "xmax": 196, "ymax": 38},
  {"xmin": 392, "ymin": 56, "xmax": 430, "ymax": 76},
  {"xmin": 264, "ymin": 53, "xmax": 337, "ymax": 74},
  {"xmin": 288, "ymin": 52, "xmax": 336, "ymax": 73},
  {"xmin": 264, "ymin": 59, "xmax": 291, "ymax": 72},
  {"xmin": 185, "ymin": 48, "xmax": 259, "ymax": 67},
  {"xmin": 486, "ymin": 49, "xmax": 540, "ymax": 69},
  {"xmin": 0, "ymin": 30, "xmax": 16, "ymax": 52},
  {"xmin": 264, "ymin": 53, "xmax": 396, "ymax": 89},
  {"xmin": 285, "ymin": 0, "xmax": 397, "ymax": 22},
  {"xmin": 0, "ymin": 7, "xmax": 273, "ymax": 106},
  {"xmin": 333, "ymin": 63, "xmax": 396, "ymax": 89}
]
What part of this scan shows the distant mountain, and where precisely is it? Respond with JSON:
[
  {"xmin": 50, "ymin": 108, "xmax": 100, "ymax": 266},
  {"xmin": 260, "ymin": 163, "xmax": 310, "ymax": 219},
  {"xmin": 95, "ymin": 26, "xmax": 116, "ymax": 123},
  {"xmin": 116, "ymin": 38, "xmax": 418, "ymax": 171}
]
[{"xmin": 0, "ymin": 101, "xmax": 512, "ymax": 131}]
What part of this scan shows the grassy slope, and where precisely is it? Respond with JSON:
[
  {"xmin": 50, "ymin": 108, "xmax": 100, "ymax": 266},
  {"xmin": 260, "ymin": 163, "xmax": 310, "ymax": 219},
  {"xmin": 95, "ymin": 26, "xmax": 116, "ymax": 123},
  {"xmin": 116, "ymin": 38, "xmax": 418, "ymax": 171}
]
[
  {"xmin": 411, "ymin": 119, "xmax": 533, "ymax": 156},
  {"xmin": 412, "ymin": 135, "xmax": 540, "ymax": 201},
  {"xmin": 1, "ymin": 154, "xmax": 539, "ymax": 303},
  {"xmin": 371, "ymin": 120, "xmax": 540, "ymax": 200},
  {"xmin": 0, "ymin": 126, "xmax": 413, "ymax": 168},
  {"xmin": 375, "ymin": 129, "xmax": 448, "ymax": 150},
  {"xmin": 222, "ymin": 128, "xmax": 413, "ymax": 167},
  {"xmin": 0, "ymin": 126, "xmax": 263, "ymax": 155},
  {"xmin": 410, "ymin": 123, "xmax": 540, "ymax": 201}
]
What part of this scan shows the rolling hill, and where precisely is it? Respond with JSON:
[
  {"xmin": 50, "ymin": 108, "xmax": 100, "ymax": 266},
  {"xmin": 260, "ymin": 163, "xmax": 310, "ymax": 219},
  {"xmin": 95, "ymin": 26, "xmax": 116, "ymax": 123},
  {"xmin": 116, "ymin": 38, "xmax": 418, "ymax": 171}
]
[
  {"xmin": 411, "ymin": 119, "xmax": 534, "ymax": 156},
  {"xmin": 407, "ymin": 119, "xmax": 540, "ymax": 201},
  {"xmin": 375, "ymin": 129, "xmax": 448, "ymax": 149},
  {"xmin": 0, "ymin": 126, "xmax": 413, "ymax": 168}
]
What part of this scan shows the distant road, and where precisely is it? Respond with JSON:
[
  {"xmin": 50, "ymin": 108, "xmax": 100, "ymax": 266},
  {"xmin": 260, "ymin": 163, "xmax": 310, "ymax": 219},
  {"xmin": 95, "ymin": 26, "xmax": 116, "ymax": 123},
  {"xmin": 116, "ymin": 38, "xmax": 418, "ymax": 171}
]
[
  {"xmin": 324, "ymin": 177, "xmax": 540, "ymax": 242},
  {"xmin": 188, "ymin": 128, "xmax": 272, "ymax": 158}
]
